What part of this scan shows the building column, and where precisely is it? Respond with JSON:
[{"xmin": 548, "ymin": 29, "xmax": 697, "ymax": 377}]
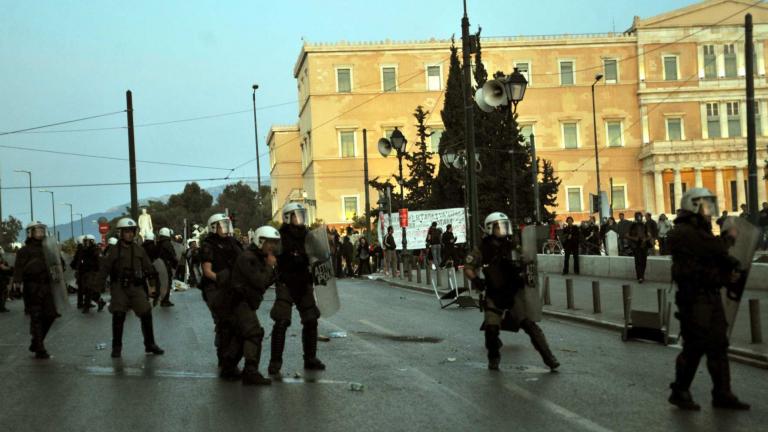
[
  {"xmin": 643, "ymin": 173, "xmax": 653, "ymax": 213},
  {"xmin": 736, "ymin": 167, "xmax": 746, "ymax": 209},
  {"xmin": 715, "ymin": 167, "xmax": 726, "ymax": 213},
  {"xmin": 674, "ymin": 168, "xmax": 683, "ymax": 211},
  {"xmin": 654, "ymin": 170, "xmax": 665, "ymax": 215},
  {"xmin": 694, "ymin": 167, "xmax": 703, "ymax": 188}
]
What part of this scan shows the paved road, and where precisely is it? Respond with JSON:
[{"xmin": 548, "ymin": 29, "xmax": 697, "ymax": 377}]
[{"xmin": 0, "ymin": 279, "xmax": 766, "ymax": 432}]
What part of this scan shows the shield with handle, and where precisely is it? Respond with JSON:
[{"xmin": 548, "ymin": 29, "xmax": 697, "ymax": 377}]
[
  {"xmin": 42, "ymin": 236, "xmax": 69, "ymax": 313},
  {"xmin": 720, "ymin": 216, "xmax": 761, "ymax": 337},
  {"xmin": 305, "ymin": 225, "xmax": 340, "ymax": 317},
  {"xmin": 517, "ymin": 225, "xmax": 543, "ymax": 322}
]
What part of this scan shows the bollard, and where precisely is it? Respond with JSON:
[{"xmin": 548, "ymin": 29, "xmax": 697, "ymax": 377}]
[
  {"xmin": 749, "ymin": 299, "xmax": 763, "ymax": 344},
  {"xmin": 542, "ymin": 276, "xmax": 551, "ymax": 305},
  {"xmin": 405, "ymin": 261, "xmax": 412, "ymax": 282},
  {"xmin": 656, "ymin": 288, "xmax": 664, "ymax": 315},
  {"xmin": 416, "ymin": 261, "xmax": 422, "ymax": 284},
  {"xmin": 622, "ymin": 284, "xmax": 632, "ymax": 324},
  {"xmin": 566, "ymin": 279, "xmax": 574, "ymax": 309},
  {"xmin": 426, "ymin": 262, "xmax": 432, "ymax": 286},
  {"xmin": 463, "ymin": 271, "xmax": 470, "ymax": 293},
  {"xmin": 592, "ymin": 281, "xmax": 601, "ymax": 314},
  {"xmin": 399, "ymin": 261, "xmax": 404, "ymax": 280},
  {"xmin": 436, "ymin": 266, "xmax": 443, "ymax": 288}
]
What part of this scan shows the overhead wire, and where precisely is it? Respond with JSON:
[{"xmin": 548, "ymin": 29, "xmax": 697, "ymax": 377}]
[{"xmin": 0, "ymin": 110, "xmax": 126, "ymax": 136}]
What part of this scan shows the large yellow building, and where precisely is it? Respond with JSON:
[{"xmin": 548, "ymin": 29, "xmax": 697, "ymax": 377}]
[{"xmin": 268, "ymin": 0, "xmax": 768, "ymax": 226}]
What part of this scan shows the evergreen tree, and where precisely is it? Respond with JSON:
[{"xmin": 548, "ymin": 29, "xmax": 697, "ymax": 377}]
[
  {"xmin": 538, "ymin": 159, "xmax": 561, "ymax": 223},
  {"xmin": 402, "ymin": 106, "xmax": 436, "ymax": 210}
]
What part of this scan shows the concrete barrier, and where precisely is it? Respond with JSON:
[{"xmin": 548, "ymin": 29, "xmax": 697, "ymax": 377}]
[{"xmin": 537, "ymin": 254, "xmax": 768, "ymax": 291}]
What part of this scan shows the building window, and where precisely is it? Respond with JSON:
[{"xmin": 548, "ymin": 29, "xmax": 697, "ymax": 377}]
[
  {"xmin": 519, "ymin": 124, "xmax": 533, "ymax": 144},
  {"xmin": 336, "ymin": 67, "xmax": 352, "ymax": 93},
  {"xmin": 559, "ymin": 60, "xmax": 574, "ymax": 85},
  {"xmin": 339, "ymin": 130, "xmax": 356, "ymax": 157},
  {"xmin": 427, "ymin": 65, "xmax": 442, "ymax": 91},
  {"xmin": 703, "ymin": 45, "xmax": 717, "ymax": 79},
  {"xmin": 606, "ymin": 121, "xmax": 623, "ymax": 147},
  {"xmin": 726, "ymin": 102, "xmax": 741, "ymax": 137},
  {"xmin": 666, "ymin": 117, "xmax": 683, "ymax": 140},
  {"xmin": 603, "ymin": 58, "xmax": 618, "ymax": 83},
  {"xmin": 706, "ymin": 103, "xmax": 721, "ymax": 138},
  {"xmin": 755, "ymin": 101, "xmax": 762, "ymax": 136},
  {"xmin": 429, "ymin": 128, "xmax": 443, "ymax": 152},
  {"xmin": 382, "ymin": 66, "xmax": 397, "ymax": 92},
  {"xmin": 515, "ymin": 62, "xmax": 530, "ymax": 85},
  {"xmin": 724, "ymin": 44, "xmax": 737, "ymax": 78},
  {"xmin": 562, "ymin": 122, "xmax": 579, "ymax": 148},
  {"xmin": 663, "ymin": 55, "xmax": 678, "ymax": 81},
  {"xmin": 566, "ymin": 187, "xmax": 582, "ymax": 212},
  {"xmin": 611, "ymin": 185, "xmax": 627, "ymax": 210},
  {"xmin": 342, "ymin": 196, "xmax": 358, "ymax": 221}
]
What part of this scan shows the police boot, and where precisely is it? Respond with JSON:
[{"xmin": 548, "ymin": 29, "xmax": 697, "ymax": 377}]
[
  {"xmin": 219, "ymin": 360, "xmax": 242, "ymax": 381},
  {"xmin": 485, "ymin": 325, "xmax": 501, "ymax": 370},
  {"xmin": 111, "ymin": 312, "xmax": 126, "ymax": 358},
  {"xmin": 522, "ymin": 320, "xmax": 560, "ymax": 371},
  {"xmin": 0, "ymin": 291, "xmax": 9, "ymax": 312},
  {"xmin": 302, "ymin": 322, "xmax": 326, "ymax": 371},
  {"xmin": 668, "ymin": 383, "xmax": 701, "ymax": 411},
  {"xmin": 140, "ymin": 313, "xmax": 165, "ymax": 355},
  {"xmin": 242, "ymin": 347, "xmax": 271, "ymax": 386},
  {"xmin": 268, "ymin": 321, "xmax": 288, "ymax": 375},
  {"xmin": 709, "ymin": 356, "xmax": 750, "ymax": 410}
]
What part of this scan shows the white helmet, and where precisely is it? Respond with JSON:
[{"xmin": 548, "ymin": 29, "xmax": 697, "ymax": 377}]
[
  {"xmin": 108, "ymin": 237, "xmax": 118, "ymax": 245},
  {"xmin": 26, "ymin": 221, "xmax": 47, "ymax": 238},
  {"xmin": 283, "ymin": 202, "xmax": 307, "ymax": 225},
  {"xmin": 680, "ymin": 187, "xmax": 718, "ymax": 217},
  {"xmin": 208, "ymin": 213, "xmax": 233, "ymax": 235},
  {"xmin": 144, "ymin": 231, "xmax": 155, "ymax": 241},
  {"xmin": 484, "ymin": 212, "xmax": 513, "ymax": 237},
  {"xmin": 116, "ymin": 217, "xmax": 138, "ymax": 230},
  {"xmin": 84, "ymin": 234, "xmax": 96, "ymax": 244},
  {"xmin": 253, "ymin": 226, "xmax": 282, "ymax": 253},
  {"xmin": 186, "ymin": 238, "xmax": 198, "ymax": 247},
  {"xmin": 75, "ymin": 235, "xmax": 85, "ymax": 245},
  {"xmin": 158, "ymin": 227, "xmax": 171, "ymax": 238}
]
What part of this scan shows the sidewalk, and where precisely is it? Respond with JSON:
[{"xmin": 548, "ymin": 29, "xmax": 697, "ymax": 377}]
[{"xmin": 372, "ymin": 267, "xmax": 768, "ymax": 368}]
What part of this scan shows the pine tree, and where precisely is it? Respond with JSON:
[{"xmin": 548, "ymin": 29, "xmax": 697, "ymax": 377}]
[
  {"xmin": 402, "ymin": 106, "xmax": 436, "ymax": 210},
  {"xmin": 538, "ymin": 159, "xmax": 561, "ymax": 222},
  {"xmin": 428, "ymin": 39, "xmax": 466, "ymax": 209}
]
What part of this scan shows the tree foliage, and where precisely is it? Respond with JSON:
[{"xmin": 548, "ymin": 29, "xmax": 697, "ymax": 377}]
[
  {"xmin": 402, "ymin": 106, "xmax": 436, "ymax": 210},
  {"xmin": 0, "ymin": 216, "xmax": 23, "ymax": 250}
]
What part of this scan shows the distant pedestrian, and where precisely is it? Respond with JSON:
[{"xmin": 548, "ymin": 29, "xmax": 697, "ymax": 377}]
[
  {"xmin": 562, "ymin": 217, "xmax": 580, "ymax": 275},
  {"xmin": 716, "ymin": 210, "xmax": 728, "ymax": 230},
  {"xmin": 617, "ymin": 213, "xmax": 632, "ymax": 256},
  {"xmin": 657, "ymin": 213, "xmax": 672, "ymax": 255},
  {"xmin": 645, "ymin": 212, "xmax": 659, "ymax": 255},
  {"xmin": 384, "ymin": 226, "xmax": 397, "ymax": 277},
  {"xmin": 342, "ymin": 236, "xmax": 355, "ymax": 277},
  {"xmin": 356, "ymin": 237, "xmax": 371, "ymax": 276},
  {"xmin": 739, "ymin": 203, "xmax": 749, "ymax": 219},
  {"xmin": 627, "ymin": 212, "xmax": 650, "ymax": 283},
  {"xmin": 441, "ymin": 224, "xmax": 457, "ymax": 268},
  {"xmin": 426, "ymin": 222, "xmax": 442, "ymax": 269},
  {"xmin": 600, "ymin": 217, "xmax": 617, "ymax": 254},
  {"xmin": 372, "ymin": 241, "xmax": 383, "ymax": 272}
]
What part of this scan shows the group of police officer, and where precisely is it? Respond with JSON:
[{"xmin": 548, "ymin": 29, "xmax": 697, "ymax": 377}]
[{"xmin": 3, "ymin": 187, "xmax": 753, "ymax": 407}]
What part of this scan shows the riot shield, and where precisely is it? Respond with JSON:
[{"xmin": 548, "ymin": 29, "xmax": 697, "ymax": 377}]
[
  {"xmin": 42, "ymin": 236, "xmax": 69, "ymax": 313},
  {"xmin": 152, "ymin": 258, "xmax": 170, "ymax": 306},
  {"xmin": 305, "ymin": 225, "xmax": 340, "ymax": 317},
  {"xmin": 720, "ymin": 216, "xmax": 761, "ymax": 337},
  {"xmin": 516, "ymin": 225, "xmax": 542, "ymax": 322}
]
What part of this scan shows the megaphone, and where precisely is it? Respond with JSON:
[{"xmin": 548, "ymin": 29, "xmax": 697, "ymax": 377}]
[
  {"xmin": 378, "ymin": 138, "xmax": 392, "ymax": 157},
  {"xmin": 481, "ymin": 79, "xmax": 508, "ymax": 108},
  {"xmin": 474, "ymin": 88, "xmax": 495, "ymax": 113}
]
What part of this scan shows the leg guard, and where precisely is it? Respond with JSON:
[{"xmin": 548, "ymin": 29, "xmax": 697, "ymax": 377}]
[
  {"xmin": 140, "ymin": 313, "xmax": 164, "ymax": 355},
  {"xmin": 29, "ymin": 312, "xmax": 46, "ymax": 353},
  {"xmin": 111, "ymin": 312, "xmax": 126, "ymax": 357},
  {"xmin": 672, "ymin": 348, "xmax": 702, "ymax": 392},
  {"xmin": 522, "ymin": 320, "xmax": 560, "ymax": 370},
  {"xmin": 268, "ymin": 320, "xmax": 289, "ymax": 375},
  {"xmin": 302, "ymin": 320, "xmax": 325, "ymax": 370},
  {"xmin": 484, "ymin": 325, "xmax": 501, "ymax": 370}
]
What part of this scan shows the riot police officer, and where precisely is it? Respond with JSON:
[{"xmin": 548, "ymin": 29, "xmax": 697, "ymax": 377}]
[
  {"xmin": 199, "ymin": 213, "xmax": 242, "ymax": 372},
  {"xmin": 268, "ymin": 203, "xmax": 325, "ymax": 375},
  {"xmin": 71, "ymin": 235, "xmax": 86, "ymax": 309},
  {"xmin": 97, "ymin": 218, "xmax": 164, "ymax": 358},
  {"xmin": 12, "ymin": 221, "xmax": 58, "ymax": 359},
  {"xmin": 76, "ymin": 235, "xmax": 105, "ymax": 313},
  {"xmin": 667, "ymin": 188, "xmax": 749, "ymax": 410},
  {"xmin": 157, "ymin": 227, "xmax": 178, "ymax": 307},
  {"xmin": 464, "ymin": 212, "xmax": 559, "ymax": 371},
  {"xmin": 217, "ymin": 226, "xmax": 281, "ymax": 385}
]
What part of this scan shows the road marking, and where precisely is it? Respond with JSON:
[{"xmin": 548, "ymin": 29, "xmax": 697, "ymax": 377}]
[{"xmin": 502, "ymin": 382, "xmax": 614, "ymax": 432}]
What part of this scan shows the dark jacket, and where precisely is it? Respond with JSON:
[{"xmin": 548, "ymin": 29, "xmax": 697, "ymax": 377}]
[
  {"xmin": 668, "ymin": 211, "xmax": 736, "ymax": 298},
  {"xmin": 277, "ymin": 223, "xmax": 311, "ymax": 287},
  {"xmin": 158, "ymin": 238, "xmax": 179, "ymax": 268},
  {"xmin": 426, "ymin": 227, "xmax": 442, "ymax": 246},
  {"xmin": 229, "ymin": 245, "xmax": 275, "ymax": 310},
  {"xmin": 142, "ymin": 242, "xmax": 160, "ymax": 262},
  {"xmin": 562, "ymin": 225, "xmax": 580, "ymax": 252},
  {"xmin": 199, "ymin": 234, "xmax": 243, "ymax": 290},
  {"xmin": 627, "ymin": 221, "xmax": 650, "ymax": 249},
  {"xmin": 384, "ymin": 233, "xmax": 396, "ymax": 251},
  {"xmin": 13, "ymin": 238, "xmax": 51, "ymax": 285},
  {"xmin": 71, "ymin": 245, "xmax": 101, "ymax": 274}
]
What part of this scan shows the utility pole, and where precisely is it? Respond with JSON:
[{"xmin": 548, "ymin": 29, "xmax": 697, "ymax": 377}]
[
  {"xmin": 252, "ymin": 84, "xmax": 262, "ymax": 193},
  {"xmin": 461, "ymin": 0, "xmax": 479, "ymax": 248},
  {"xmin": 126, "ymin": 90, "xmax": 138, "ymax": 221},
  {"xmin": 530, "ymin": 134, "xmax": 540, "ymax": 223},
  {"xmin": 745, "ymin": 14, "xmax": 759, "ymax": 226},
  {"xmin": 363, "ymin": 129, "xmax": 372, "ymax": 242},
  {"xmin": 591, "ymin": 74, "xmax": 604, "ymax": 220}
]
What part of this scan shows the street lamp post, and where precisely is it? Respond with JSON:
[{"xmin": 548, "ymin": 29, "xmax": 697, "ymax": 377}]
[
  {"xmin": 591, "ymin": 74, "xmax": 604, "ymax": 220},
  {"xmin": 14, "ymin": 170, "xmax": 33, "ymax": 220},
  {"xmin": 38, "ymin": 189, "xmax": 56, "ymax": 240},
  {"xmin": 74, "ymin": 213, "xmax": 84, "ymax": 236},
  {"xmin": 252, "ymin": 84, "xmax": 262, "ymax": 194},
  {"xmin": 61, "ymin": 203, "xmax": 74, "ymax": 242},
  {"xmin": 378, "ymin": 127, "xmax": 409, "ymax": 254}
]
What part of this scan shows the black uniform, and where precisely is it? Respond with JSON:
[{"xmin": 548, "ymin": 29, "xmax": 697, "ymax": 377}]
[
  {"xmin": 268, "ymin": 223, "xmax": 324, "ymax": 374},
  {"xmin": 465, "ymin": 235, "xmax": 559, "ymax": 370},
  {"xmin": 668, "ymin": 211, "xmax": 749, "ymax": 410},
  {"xmin": 0, "ymin": 253, "xmax": 12, "ymax": 312},
  {"xmin": 158, "ymin": 237, "xmax": 179, "ymax": 306},
  {"xmin": 185, "ymin": 246, "xmax": 201, "ymax": 288},
  {"xmin": 97, "ymin": 240, "xmax": 163, "ymax": 357},
  {"xmin": 71, "ymin": 243, "xmax": 104, "ymax": 312},
  {"xmin": 627, "ymin": 220, "xmax": 650, "ymax": 282},
  {"xmin": 199, "ymin": 233, "xmax": 242, "ymax": 365},
  {"xmin": 561, "ymin": 224, "xmax": 580, "ymax": 275},
  {"xmin": 217, "ymin": 244, "xmax": 276, "ymax": 384},
  {"xmin": 70, "ymin": 244, "xmax": 86, "ymax": 308},
  {"xmin": 13, "ymin": 237, "xmax": 57, "ymax": 358}
]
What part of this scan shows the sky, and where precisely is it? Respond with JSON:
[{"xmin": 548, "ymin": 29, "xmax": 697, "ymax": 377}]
[{"xmin": 0, "ymin": 0, "xmax": 701, "ymax": 227}]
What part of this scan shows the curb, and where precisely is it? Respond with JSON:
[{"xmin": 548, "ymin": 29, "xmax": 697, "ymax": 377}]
[{"xmin": 377, "ymin": 277, "xmax": 768, "ymax": 370}]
